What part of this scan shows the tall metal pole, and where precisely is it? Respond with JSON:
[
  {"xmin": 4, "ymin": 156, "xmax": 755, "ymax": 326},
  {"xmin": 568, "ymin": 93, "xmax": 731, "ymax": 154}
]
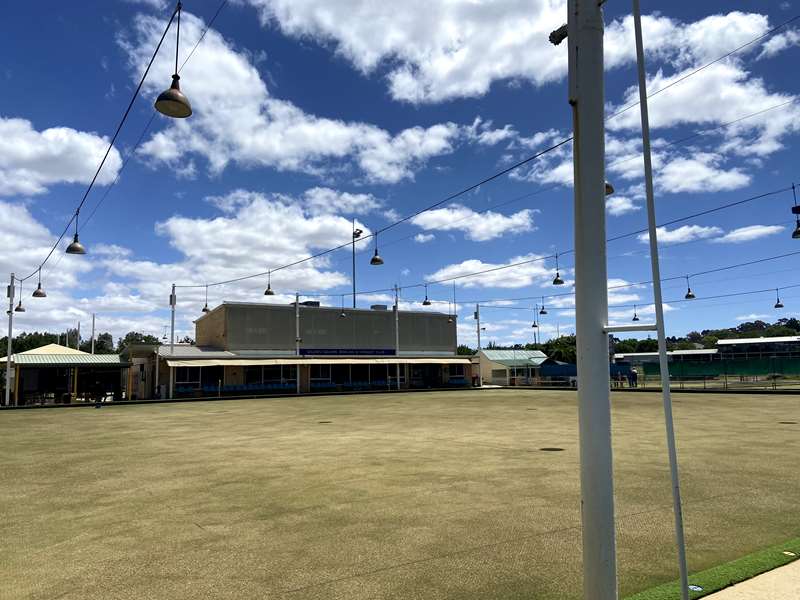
[
  {"xmin": 569, "ymin": 0, "xmax": 618, "ymax": 597},
  {"xmin": 475, "ymin": 304, "xmax": 482, "ymax": 387},
  {"xmin": 90, "ymin": 313, "xmax": 96, "ymax": 354},
  {"xmin": 352, "ymin": 220, "xmax": 357, "ymax": 308},
  {"xmin": 295, "ymin": 292, "xmax": 301, "ymax": 394},
  {"xmin": 169, "ymin": 284, "xmax": 176, "ymax": 355},
  {"xmin": 394, "ymin": 284, "xmax": 401, "ymax": 390},
  {"xmin": 76, "ymin": 321, "xmax": 81, "ymax": 349},
  {"xmin": 5, "ymin": 273, "xmax": 14, "ymax": 407},
  {"xmin": 632, "ymin": 2, "xmax": 690, "ymax": 597}
]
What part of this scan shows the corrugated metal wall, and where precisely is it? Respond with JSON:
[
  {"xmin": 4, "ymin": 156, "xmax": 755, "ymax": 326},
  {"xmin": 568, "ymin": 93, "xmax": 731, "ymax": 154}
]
[{"xmin": 199, "ymin": 304, "xmax": 456, "ymax": 353}]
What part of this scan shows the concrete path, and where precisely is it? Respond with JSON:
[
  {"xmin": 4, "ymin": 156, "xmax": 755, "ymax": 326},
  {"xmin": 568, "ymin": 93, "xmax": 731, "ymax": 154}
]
[{"xmin": 705, "ymin": 560, "xmax": 800, "ymax": 599}]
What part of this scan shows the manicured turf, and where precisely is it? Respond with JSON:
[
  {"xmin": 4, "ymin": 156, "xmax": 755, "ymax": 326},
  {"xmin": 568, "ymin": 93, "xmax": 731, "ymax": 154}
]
[{"xmin": 1, "ymin": 390, "xmax": 798, "ymax": 599}]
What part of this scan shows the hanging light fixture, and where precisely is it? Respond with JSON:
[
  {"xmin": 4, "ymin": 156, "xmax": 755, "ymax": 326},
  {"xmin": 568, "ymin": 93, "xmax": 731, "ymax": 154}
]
[
  {"xmin": 447, "ymin": 283, "xmax": 455, "ymax": 323},
  {"xmin": 605, "ymin": 181, "xmax": 615, "ymax": 196},
  {"xmin": 684, "ymin": 276, "xmax": 695, "ymax": 300},
  {"xmin": 539, "ymin": 296, "xmax": 547, "ymax": 315},
  {"xmin": 792, "ymin": 184, "xmax": 800, "ymax": 239},
  {"xmin": 154, "ymin": 2, "xmax": 192, "ymax": 119},
  {"xmin": 422, "ymin": 284, "xmax": 431, "ymax": 306},
  {"xmin": 775, "ymin": 288, "xmax": 784, "ymax": 309},
  {"xmin": 632, "ymin": 305, "xmax": 640, "ymax": 322},
  {"xmin": 66, "ymin": 211, "xmax": 87, "ymax": 255},
  {"xmin": 553, "ymin": 253, "xmax": 564, "ymax": 285},
  {"xmin": 370, "ymin": 232, "xmax": 384, "ymax": 266},
  {"xmin": 340, "ymin": 294, "xmax": 347, "ymax": 318},
  {"xmin": 264, "ymin": 270, "xmax": 275, "ymax": 296},
  {"xmin": 32, "ymin": 267, "xmax": 47, "ymax": 298},
  {"xmin": 14, "ymin": 281, "xmax": 25, "ymax": 312},
  {"xmin": 793, "ymin": 218, "xmax": 800, "ymax": 240},
  {"xmin": 201, "ymin": 285, "xmax": 210, "ymax": 313},
  {"xmin": 162, "ymin": 325, "xmax": 168, "ymax": 342}
]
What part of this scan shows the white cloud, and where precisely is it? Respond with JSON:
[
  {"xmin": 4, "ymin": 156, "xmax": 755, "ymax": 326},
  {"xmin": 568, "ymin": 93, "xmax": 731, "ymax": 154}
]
[
  {"xmin": 122, "ymin": 12, "xmax": 462, "ymax": 184},
  {"xmin": 413, "ymin": 233, "xmax": 435, "ymax": 243},
  {"xmin": 654, "ymin": 152, "xmax": 751, "ymax": 193},
  {"xmin": 735, "ymin": 313, "xmax": 770, "ymax": 321},
  {"xmin": 425, "ymin": 254, "xmax": 554, "ymax": 289},
  {"xmin": 411, "ymin": 204, "xmax": 535, "ymax": 241},
  {"xmin": 0, "ymin": 117, "xmax": 122, "ymax": 196},
  {"xmin": 638, "ymin": 225, "xmax": 723, "ymax": 244},
  {"xmin": 301, "ymin": 187, "xmax": 383, "ymax": 215},
  {"xmin": 465, "ymin": 117, "xmax": 519, "ymax": 146},
  {"xmin": 711, "ymin": 224, "xmax": 784, "ymax": 244},
  {"xmin": 757, "ymin": 29, "xmax": 800, "ymax": 59},
  {"xmin": 606, "ymin": 196, "xmax": 640, "ymax": 216}
]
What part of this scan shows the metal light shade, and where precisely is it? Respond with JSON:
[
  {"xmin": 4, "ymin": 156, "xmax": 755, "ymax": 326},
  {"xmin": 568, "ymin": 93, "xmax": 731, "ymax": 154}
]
[
  {"xmin": 264, "ymin": 285, "xmax": 275, "ymax": 296},
  {"xmin": 793, "ymin": 219, "xmax": 800, "ymax": 239},
  {"xmin": 632, "ymin": 313, "xmax": 639, "ymax": 322},
  {"xmin": 685, "ymin": 288, "xmax": 695, "ymax": 300},
  {"xmin": 14, "ymin": 301, "xmax": 25, "ymax": 313},
  {"xmin": 66, "ymin": 233, "xmax": 86, "ymax": 255},
  {"xmin": 370, "ymin": 249, "xmax": 384, "ymax": 266},
  {"xmin": 339, "ymin": 311, "xmax": 347, "ymax": 318},
  {"xmin": 775, "ymin": 300, "xmax": 784, "ymax": 309},
  {"xmin": 539, "ymin": 307, "xmax": 547, "ymax": 315},
  {"xmin": 605, "ymin": 181, "xmax": 614, "ymax": 196},
  {"xmin": 32, "ymin": 284, "xmax": 47, "ymax": 298},
  {"xmin": 553, "ymin": 272, "xmax": 564, "ymax": 285},
  {"xmin": 202, "ymin": 304, "xmax": 210, "ymax": 313},
  {"xmin": 531, "ymin": 322, "xmax": 538, "ymax": 328},
  {"xmin": 422, "ymin": 298, "xmax": 431, "ymax": 306},
  {"xmin": 155, "ymin": 74, "xmax": 192, "ymax": 118},
  {"xmin": 448, "ymin": 316, "xmax": 453, "ymax": 323}
]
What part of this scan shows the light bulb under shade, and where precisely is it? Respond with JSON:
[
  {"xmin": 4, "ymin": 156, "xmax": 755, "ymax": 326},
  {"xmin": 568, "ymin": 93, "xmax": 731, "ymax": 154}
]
[
  {"xmin": 685, "ymin": 288, "xmax": 696, "ymax": 300},
  {"xmin": 155, "ymin": 74, "xmax": 192, "ymax": 118},
  {"xmin": 264, "ymin": 285, "xmax": 275, "ymax": 296},
  {"xmin": 370, "ymin": 249, "xmax": 384, "ymax": 266},
  {"xmin": 32, "ymin": 284, "xmax": 47, "ymax": 298},
  {"xmin": 339, "ymin": 311, "xmax": 347, "ymax": 318},
  {"xmin": 66, "ymin": 233, "xmax": 86, "ymax": 255}
]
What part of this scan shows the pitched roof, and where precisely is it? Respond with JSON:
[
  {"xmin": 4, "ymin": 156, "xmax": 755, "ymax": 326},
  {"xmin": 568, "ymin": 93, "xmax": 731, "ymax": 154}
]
[
  {"xmin": 16, "ymin": 343, "xmax": 87, "ymax": 355},
  {"xmin": 480, "ymin": 349, "xmax": 549, "ymax": 367}
]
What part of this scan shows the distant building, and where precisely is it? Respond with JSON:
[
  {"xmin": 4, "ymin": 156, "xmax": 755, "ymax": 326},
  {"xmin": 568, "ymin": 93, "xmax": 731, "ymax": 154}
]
[
  {"xmin": 475, "ymin": 349, "xmax": 552, "ymax": 385},
  {"xmin": 125, "ymin": 301, "xmax": 473, "ymax": 399}
]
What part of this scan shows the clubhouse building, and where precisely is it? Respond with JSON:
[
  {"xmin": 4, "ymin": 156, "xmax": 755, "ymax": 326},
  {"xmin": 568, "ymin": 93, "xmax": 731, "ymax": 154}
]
[{"xmin": 124, "ymin": 301, "xmax": 473, "ymax": 399}]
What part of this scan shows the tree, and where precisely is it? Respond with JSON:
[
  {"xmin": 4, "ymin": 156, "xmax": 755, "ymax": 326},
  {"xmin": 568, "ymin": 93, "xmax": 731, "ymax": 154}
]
[
  {"xmin": 179, "ymin": 335, "xmax": 195, "ymax": 345},
  {"xmin": 79, "ymin": 332, "xmax": 115, "ymax": 354},
  {"xmin": 116, "ymin": 331, "xmax": 161, "ymax": 352},
  {"xmin": 457, "ymin": 344, "xmax": 475, "ymax": 355}
]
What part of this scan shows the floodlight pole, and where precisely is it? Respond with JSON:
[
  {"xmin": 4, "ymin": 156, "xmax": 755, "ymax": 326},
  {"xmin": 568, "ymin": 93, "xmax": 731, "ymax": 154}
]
[
  {"xmin": 169, "ymin": 283, "xmax": 176, "ymax": 399},
  {"xmin": 394, "ymin": 284, "xmax": 401, "ymax": 390},
  {"xmin": 295, "ymin": 292, "xmax": 301, "ymax": 395},
  {"xmin": 632, "ymin": 2, "xmax": 690, "ymax": 598},
  {"xmin": 91, "ymin": 313, "xmax": 96, "ymax": 354},
  {"xmin": 567, "ymin": 0, "xmax": 618, "ymax": 597},
  {"xmin": 5, "ymin": 273, "xmax": 15, "ymax": 407},
  {"xmin": 475, "ymin": 304, "xmax": 482, "ymax": 386}
]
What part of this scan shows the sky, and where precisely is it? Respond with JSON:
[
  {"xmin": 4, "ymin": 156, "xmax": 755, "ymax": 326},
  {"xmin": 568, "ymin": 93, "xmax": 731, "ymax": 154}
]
[{"xmin": 1, "ymin": 0, "xmax": 799, "ymax": 348}]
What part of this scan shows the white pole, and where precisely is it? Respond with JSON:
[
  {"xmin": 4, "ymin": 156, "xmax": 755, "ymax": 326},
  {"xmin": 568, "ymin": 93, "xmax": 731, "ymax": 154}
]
[
  {"xmin": 632, "ymin": 3, "xmax": 690, "ymax": 598},
  {"xmin": 394, "ymin": 284, "xmax": 400, "ymax": 390},
  {"xmin": 91, "ymin": 313, "xmax": 96, "ymax": 354},
  {"xmin": 295, "ymin": 292, "xmax": 301, "ymax": 394},
  {"xmin": 569, "ymin": 0, "xmax": 618, "ymax": 597},
  {"xmin": 5, "ymin": 273, "xmax": 14, "ymax": 407},
  {"xmin": 475, "ymin": 304, "xmax": 482, "ymax": 386},
  {"xmin": 76, "ymin": 321, "xmax": 81, "ymax": 350},
  {"xmin": 169, "ymin": 284, "xmax": 176, "ymax": 356}
]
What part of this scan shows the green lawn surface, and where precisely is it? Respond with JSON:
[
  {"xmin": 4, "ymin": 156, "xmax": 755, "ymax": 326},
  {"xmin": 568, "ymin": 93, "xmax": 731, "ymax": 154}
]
[{"xmin": 1, "ymin": 390, "xmax": 798, "ymax": 599}]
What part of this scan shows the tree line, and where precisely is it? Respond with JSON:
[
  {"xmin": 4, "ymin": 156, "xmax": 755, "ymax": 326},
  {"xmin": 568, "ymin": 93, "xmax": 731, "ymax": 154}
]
[{"xmin": 0, "ymin": 331, "xmax": 195, "ymax": 357}]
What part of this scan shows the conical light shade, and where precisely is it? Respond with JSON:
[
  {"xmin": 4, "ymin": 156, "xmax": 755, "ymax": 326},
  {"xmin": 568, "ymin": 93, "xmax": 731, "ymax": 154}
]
[
  {"xmin": 632, "ymin": 314, "xmax": 639, "ymax": 322},
  {"xmin": 685, "ymin": 288, "xmax": 695, "ymax": 300},
  {"xmin": 370, "ymin": 249, "xmax": 384, "ymax": 266},
  {"xmin": 339, "ymin": 311, "xmax": 347, "ymax": 318},
  {"xmin": 202, "ymin": 304, "xmax": 210, "ymax": 313},
  {"xmin": 264, "ymin": 285, "xmax": 275, "ymax": 296},
  {"xmin": 605, "ymin": 181, "xmax": 615, "ymax": 196},
  {"xmin": 775, "ymin": 300, "xmax": 784, "ymax": 309},
  {"xmin": 553, "ymin": 272, "xmax": 564, "ymax": 285},
  {"xmin": 793, "ymin": 220, "xmax": 800, "ymax": 239},
  {"xmin": 531, "ymin": 322, "xmax": 538, "ymax": 328},
  {"xmin": 14, "ymin": 301, "xmax": 25, "ymax": 313},
  {"xmin": 155, "ymin": 74, "xmax": 192, "ymax": 118},
  {"xmin": 32, "ymin": 284, "xmax": 47, "ymax": 298},
  {"xmin": 422, "ymin": 297, "xmax": 431, "ymax": 306},
  {"xmin": 66, "ymin": 233, "xmax": 86, "ymax": 255},
  {"xmin": 539, "ymin": 307, "xmax": 547, "ymax": 315}
]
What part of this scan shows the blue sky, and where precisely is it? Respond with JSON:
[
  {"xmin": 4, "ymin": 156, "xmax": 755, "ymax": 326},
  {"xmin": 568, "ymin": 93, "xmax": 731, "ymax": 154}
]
[{"xmin": 1, "ymin": 0, "xmax": 799, "ymax": 346}]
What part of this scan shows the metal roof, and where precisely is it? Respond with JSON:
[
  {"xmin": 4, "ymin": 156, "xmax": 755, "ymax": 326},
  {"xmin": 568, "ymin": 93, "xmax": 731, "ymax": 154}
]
[
  {"xmin": 165, "ymin": 357, "xmax": 471, "ymax": 368},
  {"xmin": 614, "ymin": 349, "xmax": 718, "ymax": 358},
  {"xmin": 479, "ymin": 349, "xmax": 549, "ymax": 368},
  {"xmin": 11, "ymin": 354, "xmax": 127, "ymax": 366},
  {"xmin": 716, "ymin": 336, "xmax": 800, "ymax": 345}
]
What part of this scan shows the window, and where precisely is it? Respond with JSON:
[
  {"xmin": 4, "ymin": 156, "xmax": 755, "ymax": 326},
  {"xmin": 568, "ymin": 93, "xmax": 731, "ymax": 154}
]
[
  {"xmin": 282, "ymin": 365, "xmax": 297, "ymax": 382},
  {"xmin": 175, "ymin": 367, "xmax": 201, "ymax": 386},
  {"xmin": 310, "ymin": 364, "xmax": 331, "ymax": 381},
  {"xmin": 263, "ymin": 365, "xmax": 281, "ymax": 382},
  {"xmin": 450, "ymin": 364, "xmax": 465, "ymax": 378},
  {"xmin": 244, "ymin": 366, "xmax": 263, "ymax": 385},
  {"xmin": 491, "ymin": 369, "xmax": 507, "ymax": 380}
]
